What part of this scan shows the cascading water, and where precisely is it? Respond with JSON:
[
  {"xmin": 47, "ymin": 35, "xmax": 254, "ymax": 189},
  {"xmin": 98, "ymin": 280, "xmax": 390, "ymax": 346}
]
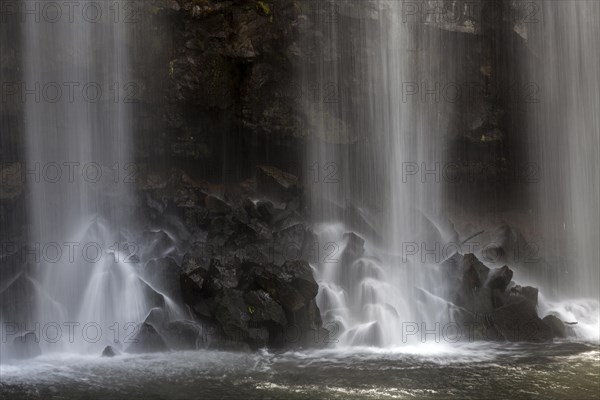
[
  {"xmin": 304, "ymin": 0, "xmax": 459, "ymax": 347},
  {"xmin": 521, "ymin": 0, "xmax": 600, "ymax": 339},
  {"xmin": 305, "ymin": 0, "xmax": 599, "ymax": 347},
  {"xmin": 13, "ymin": 1, "xmax": 182, "ymax": 354}
]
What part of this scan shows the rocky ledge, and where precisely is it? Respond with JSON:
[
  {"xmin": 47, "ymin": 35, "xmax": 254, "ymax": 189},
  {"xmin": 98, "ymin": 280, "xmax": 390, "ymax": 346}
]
[
  {"xmin": 131, "ymin": 165, "xmax": 327, "ymax": 351},
  {"xmin": 443, "ymin": 253, "xmax": 569, "ymax": 342}
]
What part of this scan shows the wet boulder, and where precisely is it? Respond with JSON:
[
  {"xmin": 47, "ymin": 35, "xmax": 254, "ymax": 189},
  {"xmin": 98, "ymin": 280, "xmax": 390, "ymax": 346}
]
[
  {"xmin": 101, "ymin": 345, "xmax": 119, "ymax": 357},
  {"xmin": 205, "ymin": 195, "xmax": 232, "ymax": 214},
  {"xmin": 256, "ymin": 166, "xmax": 300, "ymax": 202},
  {"xmin": 459, "ymin": 287, "xmax": 494, "ymax": 315},
  {"xmin": 126, "ymin": 323, "xmax": 169, "ymax": 353},
  {"xmin": 341, "ymin": 232, "xmax": 365, "ymax": 265},
  {"xmin": 144, "ymin": 307, "xmax": 168, "ymax": 329},
  {"xmin": 284, "ymin": 299, "xmax": 327, "ymax": 349},
  {"xmin": 244, "ymin": 289, "xmax": 287, "ymax": 327},
  {"xmin": 139, "ymin": 230, "xmax": 177, "ymax": 261},
  {"xmin": 181, "ymin": 247, "xmax": 211, "ymax": 282},
  {"xmin": 180, "ymin": 272, "xmax": 206, "ymax": 313},
  {"xmin": 256, "ymin": 200, "xmax": 276, "ymax": 222},
  {"xmin": 338, "ymin": 232, "xmax": 366, "ymax": 290},
  {"xmin": 542, "ymin": 314, "xmax": 567, "ymax": 339},
  {"xmin": 141, "ymin": 257, "xmax": 183, "ymax": 299},
  {"xmin": 510, "ymin": 285, "xmax": 538, "ymax": 306},
  {"xmin": 485, "ymin": 265, "xmax": 513, "ymax": 291},
  {"xmin": 253, "ymin": 260, "xmax": 319, "ymax": 312},
  {"xmin": 137, "ymin": 278, "xmax": 167, "ymax": 310},
  {"xmin": 449, "ymin": 253, "xmax": 492, "ymax": 312},
  {"xmin": 271, "ymin": 223, "xmax": 313, "ymax": 265},
  {"xmin": 163, "ymin": 320, "xmax": 203, "ymax": 350},
  {"xmin": 461, "ymin": 253, "xmax": 490, "ymax": 289},
  {"xmin": 202, "ymin": 258, "xmax": 242, "ymax": 296},
  {"xmin": 491, "ymin": 298, "xmax": 553, "ymax": 342},
  {"xmin": 8, "ymin": 332, "xmax": 42, "ymax": 360},
  {"xmin": 210, "ymin": 290, "xmax": 251, "ymax": 345}
]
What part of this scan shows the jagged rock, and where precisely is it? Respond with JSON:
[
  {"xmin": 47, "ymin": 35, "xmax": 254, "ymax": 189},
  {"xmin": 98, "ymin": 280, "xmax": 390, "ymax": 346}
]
[
  {"xmin": 461, "ymin": 254, "xmax": 491, "ymax": 289},
  {"xmin": 211, "ymin": 290, "xmax": 251, "ymax": 344},
  {"xmin": 511, "ymin": 285, "xmax": 538, "ymax": 306},
  {"xmin": 461, "ymin": 287, "xmax": 494, "ymax": 315},
  {"xmin": 244, "ymin": 289, "xmax": 287, "ymax": 327},
  {"xmin": 192, "ymin": 298, "xmax": 213, "ymax": 319},
  {"xmin": 203, "ymin": 258, "xmax": 242, "ymax": 296},
  {"xmin": 164, "ymin": 320, "xmax": 203, "ymax": 350},
  {"xmin": 205, "ymin": 195, "xmax": 232, "ymax": 214},
  {"xmin": 492, "ymin": 299, "xmax": 553, "ymax": 342},
  {"xmin": 126, "ymin": 323, "xmax": 169, "ymax": 353},
  {"xmin": 337, "ymin": 232, "xmax": 366, "ymax": 290},
  {"xmin": 181, "ymin": 249, "xmax": 210, "ymax": 287},
  {"xmin": 8, "ymin": 332, "xmax": 42, "ymax": 360},
  {"xmin": 342, "ymin": 232, "xmax": 365, "ymax": 263},
  {"xmin": 139, "ymin": 230, "xmax": 176, "ymax": 261},
  {"xmin": 144, "ymin": 307, "xmax": 167, "ymax": 329},
  {"xmin": 543, "ymin": 315, "xmax": 567, "ymax": 339},
  {"xmin": 137, "ymin": 278, "xmax": 167, "ymax": 309},
  {"xmin": 180, "ymin": 272, "xmax": 205, "ymax": 312},
  {"xmin": 256, "ymin": 166, "xmax": 300, "ymax": 202},
  {"xmin": 141, "ymin": 258, "xmax": 183, "ymax": 299},
  {"xmin": 285, "ymin": 299, "xmax": 326, "ymax": 348},
  {"xmin": 256, "ymin": 200, "xmax": 276, "ymax": 222},
  {"xmin": 101, "ymin": 345, "xmax": 119, "ymax": 357},
  {"xmin": 485, "ymin": 265, "xmax": 513, "ymax": 291},
  {"xmin": 242, "ymin": 198, "xmax": 261, "ymax": 219},
  {"xmin": 253, "ymin": 260, "xmax": 319, "ymax": 312}
]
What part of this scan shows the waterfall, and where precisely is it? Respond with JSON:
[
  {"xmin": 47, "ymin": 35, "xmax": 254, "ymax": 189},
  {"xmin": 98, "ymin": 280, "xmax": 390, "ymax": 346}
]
[
  {"xmin": 304, "ymin": 1, "xmax": 458, "ymax": 347},
  {"xmin": 521, "ymin": 1, "xmax": 600, "ymax": 338},
  {"xmin": 304, "ymin": 0, "xmax": 599, "ymax": 346},
  {"xmin": 16, "ymin": 1, "xmax": 156, "ymax": 353}
]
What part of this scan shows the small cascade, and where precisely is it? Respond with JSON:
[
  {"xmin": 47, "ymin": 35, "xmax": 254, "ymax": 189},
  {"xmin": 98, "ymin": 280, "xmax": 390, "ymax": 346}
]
[{"xmin": 303, "ymin": 1, "xmax": 457, "ymax": 347}]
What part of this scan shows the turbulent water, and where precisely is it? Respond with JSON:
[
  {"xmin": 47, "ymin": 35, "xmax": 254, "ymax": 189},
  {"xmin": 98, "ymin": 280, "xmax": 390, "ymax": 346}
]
[{"xmin": 1, "ymin": 343, "xmax": 598, "ymax": 399}]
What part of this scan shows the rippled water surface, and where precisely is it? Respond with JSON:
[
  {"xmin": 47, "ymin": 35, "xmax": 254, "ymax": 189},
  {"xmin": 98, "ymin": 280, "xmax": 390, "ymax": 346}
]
[{"xmin": 1, "ymin": 342, "xmax": 598, "ymax": 399}]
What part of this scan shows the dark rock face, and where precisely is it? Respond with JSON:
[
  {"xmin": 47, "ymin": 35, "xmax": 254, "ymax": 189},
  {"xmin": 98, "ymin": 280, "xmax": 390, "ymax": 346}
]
[
  {"xmin": 158, "ymin": 0, "xmax": 305, "ymax": 179},
  {"xmin": 126, "ymin": 323, "xmax": 169, "ymax": 353}
]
